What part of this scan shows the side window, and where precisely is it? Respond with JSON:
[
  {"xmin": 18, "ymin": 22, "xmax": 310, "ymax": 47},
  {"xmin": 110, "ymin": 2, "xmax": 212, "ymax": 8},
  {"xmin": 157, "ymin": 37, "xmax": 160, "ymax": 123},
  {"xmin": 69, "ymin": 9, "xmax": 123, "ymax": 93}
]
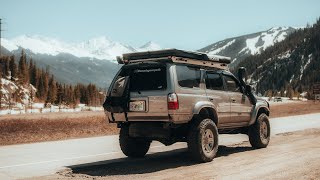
[
  {"xmin": 223, "ymin": 75, "xmax": 241, "ymax": 92},
  {"xmin": 205, "ymin": 72, "xmax": 224, "ymax": 91},
  {"xmin": 176, "ymin": 65, "xmax": 201, "ymax": 88}
]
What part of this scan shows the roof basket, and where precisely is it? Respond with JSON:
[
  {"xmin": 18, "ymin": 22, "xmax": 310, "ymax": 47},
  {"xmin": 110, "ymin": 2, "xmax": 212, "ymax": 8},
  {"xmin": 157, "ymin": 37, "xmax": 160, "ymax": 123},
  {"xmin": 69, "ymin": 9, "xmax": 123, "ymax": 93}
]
[{"xmin": 117, "ymin": 49, "xmax": 231, "ymax": 70}]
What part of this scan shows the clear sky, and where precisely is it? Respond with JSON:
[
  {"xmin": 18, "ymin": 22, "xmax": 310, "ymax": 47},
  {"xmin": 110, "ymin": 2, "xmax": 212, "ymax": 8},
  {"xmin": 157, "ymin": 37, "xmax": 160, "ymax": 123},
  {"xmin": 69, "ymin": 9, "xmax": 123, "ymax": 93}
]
[{"xmin": 1, "ymin": 0, "xmax": 319, "ymax": 50}]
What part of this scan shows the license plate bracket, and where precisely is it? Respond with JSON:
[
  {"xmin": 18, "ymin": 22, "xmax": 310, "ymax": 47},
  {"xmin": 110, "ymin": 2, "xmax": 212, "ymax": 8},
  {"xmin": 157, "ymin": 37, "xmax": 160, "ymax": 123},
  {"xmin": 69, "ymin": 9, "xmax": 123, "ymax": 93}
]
[{"xmin": 129, "ymin": 101, "xmax": 146, "ymax": 112}]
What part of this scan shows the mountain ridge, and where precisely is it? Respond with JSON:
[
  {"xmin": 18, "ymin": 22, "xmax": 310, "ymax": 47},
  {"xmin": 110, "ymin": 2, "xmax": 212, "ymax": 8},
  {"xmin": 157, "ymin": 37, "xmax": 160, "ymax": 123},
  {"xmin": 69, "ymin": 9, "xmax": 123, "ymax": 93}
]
[
  {"xmin": 1, "ymin": 35, "xmax": 162, "ymax": 62},
  {"xmin": 198, "ymin": 26, "xmax": 299, "ymax": 68},
  {"xmin": 236, "ymin": 20, "xmax": 320, "ymax": 98},
  {"xmin": 0, "ymin": 26, "xmax": 303, "ymax": 88}
]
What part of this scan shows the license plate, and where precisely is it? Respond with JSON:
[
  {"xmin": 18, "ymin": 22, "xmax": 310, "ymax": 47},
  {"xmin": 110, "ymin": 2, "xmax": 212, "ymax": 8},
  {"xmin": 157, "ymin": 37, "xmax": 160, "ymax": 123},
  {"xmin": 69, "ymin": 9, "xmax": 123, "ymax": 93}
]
[{"xmin": 129, "ymin": 101, "xmax": 145, "ymax": 112}]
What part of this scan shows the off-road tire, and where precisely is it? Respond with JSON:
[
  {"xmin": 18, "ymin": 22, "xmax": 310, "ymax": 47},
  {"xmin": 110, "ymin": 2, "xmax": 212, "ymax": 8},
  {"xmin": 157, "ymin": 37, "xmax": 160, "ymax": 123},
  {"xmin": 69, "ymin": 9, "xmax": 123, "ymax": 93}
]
[
  {"xmin": 119, "ymin": 126, "xmax": 151, "ymax": 158},
  {"xmin": 248, "ymin": 113, "xmax": 270, "ymax": 148},
  {"xmin": 187, "ymin": 118, "xmax": 219, "ymax": 162}
]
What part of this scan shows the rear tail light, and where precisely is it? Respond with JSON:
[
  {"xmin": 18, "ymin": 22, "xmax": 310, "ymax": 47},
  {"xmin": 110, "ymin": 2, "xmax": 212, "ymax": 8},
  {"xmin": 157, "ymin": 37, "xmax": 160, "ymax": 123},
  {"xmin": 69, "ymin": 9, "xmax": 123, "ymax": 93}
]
[{"xmin": 168, "ymin": 93, "xmax": 179, "ymax": 110}]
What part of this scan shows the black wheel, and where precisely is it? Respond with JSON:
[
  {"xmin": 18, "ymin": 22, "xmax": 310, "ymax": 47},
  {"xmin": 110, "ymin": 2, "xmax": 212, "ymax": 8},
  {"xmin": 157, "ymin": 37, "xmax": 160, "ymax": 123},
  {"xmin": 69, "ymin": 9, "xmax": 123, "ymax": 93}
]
[
  {"xmin": 119, "ymin": 126, "xmax": 151, "ymax": 158},
  {"xmin": 187, "ymin": 118, "xmax": 219, "ymax": 162},
  {"xmin": 248, "ymin": 113, "xmax": 271, "ymax": 148}
]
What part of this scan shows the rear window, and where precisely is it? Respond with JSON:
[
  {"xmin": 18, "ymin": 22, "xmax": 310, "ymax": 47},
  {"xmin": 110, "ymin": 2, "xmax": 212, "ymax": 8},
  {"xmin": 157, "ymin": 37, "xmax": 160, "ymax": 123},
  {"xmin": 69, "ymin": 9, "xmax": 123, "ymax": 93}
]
[
  {"xmin": 176, "ymin": 65, "xmax": 201, "ymax": 88},
  {"xmin": 130, "ymin": 66, "xmax": 167, "ymax": 91}
]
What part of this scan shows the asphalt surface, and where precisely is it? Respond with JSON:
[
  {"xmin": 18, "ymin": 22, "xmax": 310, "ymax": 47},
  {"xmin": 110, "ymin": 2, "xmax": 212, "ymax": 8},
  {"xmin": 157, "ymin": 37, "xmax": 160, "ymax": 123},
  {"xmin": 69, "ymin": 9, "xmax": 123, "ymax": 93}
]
[{"xmin": 1, "ymin": 113, "xmax": 320, "ymax": 179}]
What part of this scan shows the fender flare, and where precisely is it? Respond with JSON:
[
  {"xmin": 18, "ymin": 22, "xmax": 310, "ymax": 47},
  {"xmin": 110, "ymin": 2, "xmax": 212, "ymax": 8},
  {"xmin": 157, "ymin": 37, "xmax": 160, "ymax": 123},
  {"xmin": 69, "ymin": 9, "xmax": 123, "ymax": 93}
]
[
  {"xmin": 249, "ymin": 102, "xmax": 270, "ymax": 126},
  {"xmin": 192, "ymin": 101, "xmax": 219, "ymax": 125}
]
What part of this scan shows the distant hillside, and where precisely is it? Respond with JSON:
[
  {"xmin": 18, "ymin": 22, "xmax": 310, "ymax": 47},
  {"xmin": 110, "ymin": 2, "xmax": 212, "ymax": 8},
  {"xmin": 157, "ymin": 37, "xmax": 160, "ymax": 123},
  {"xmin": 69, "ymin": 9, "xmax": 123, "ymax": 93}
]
[
  {"xmin": 237, "ymin": 19, "xmax": 320, "ymax": 98},
  {"xmin": 1, "ymin": 36, "xmax": 162, "ymax": 88},
  {"xmin": 199, "ymin": 27, "xmax": 297, "ymax": 68},
  {"xmin": 0, "ymin": 53, "xmax": 105, "ymax": 108}
]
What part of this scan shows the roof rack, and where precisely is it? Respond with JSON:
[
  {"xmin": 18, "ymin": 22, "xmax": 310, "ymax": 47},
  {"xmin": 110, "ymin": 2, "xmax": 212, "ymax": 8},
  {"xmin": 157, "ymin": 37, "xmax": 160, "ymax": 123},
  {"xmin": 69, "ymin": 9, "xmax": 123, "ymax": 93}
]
[{"xmin": 116, "ymin": 49, "xmax": 231, "ymax": 70}]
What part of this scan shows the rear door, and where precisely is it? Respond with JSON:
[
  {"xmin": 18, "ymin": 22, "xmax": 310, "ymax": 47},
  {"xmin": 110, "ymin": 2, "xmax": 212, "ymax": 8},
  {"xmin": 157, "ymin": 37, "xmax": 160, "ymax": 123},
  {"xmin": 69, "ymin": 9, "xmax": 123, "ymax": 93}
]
[
  {"xmin": 127, "ymin": 64, "xmax": 170, "ymax": 121},
  {"xmin": 204, "ymin": 71, "xmax": 231, "ymax": 125}
]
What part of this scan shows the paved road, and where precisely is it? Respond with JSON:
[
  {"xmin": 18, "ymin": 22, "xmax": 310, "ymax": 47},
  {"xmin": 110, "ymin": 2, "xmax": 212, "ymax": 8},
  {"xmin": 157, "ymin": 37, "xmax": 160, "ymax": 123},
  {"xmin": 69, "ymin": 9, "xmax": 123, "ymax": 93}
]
[{"xmin": 1, "ymin": 113, "xmax": 320, "ymax": 179}]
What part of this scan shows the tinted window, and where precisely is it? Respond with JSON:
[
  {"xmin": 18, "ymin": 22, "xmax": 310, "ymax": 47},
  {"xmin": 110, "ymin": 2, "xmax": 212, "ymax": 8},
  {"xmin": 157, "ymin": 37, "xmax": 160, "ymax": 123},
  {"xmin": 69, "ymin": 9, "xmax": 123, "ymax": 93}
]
[
  {"xmin": 130, "ymin": 67, "xmax": 166, "ymax": 91},
  {"xmin": 223, "ymin": 75, "xmax": 241, "ymax": 92},
  {"xmin": 176, "ymin": 65, "xmax": 201, "ymax": 88},
  {"xmin": 206, "ymin": 72, "xmax": 224, "ymax": 90}
]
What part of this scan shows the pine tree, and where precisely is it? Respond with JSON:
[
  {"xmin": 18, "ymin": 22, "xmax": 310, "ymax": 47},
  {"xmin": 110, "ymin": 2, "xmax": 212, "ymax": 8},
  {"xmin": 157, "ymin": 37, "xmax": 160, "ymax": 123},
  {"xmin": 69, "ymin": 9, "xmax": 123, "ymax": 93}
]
[
  {"xmin": 46, "ymin": 75, "xmax": 57, "ymax": 104},
  {"xmin": 36, "ymin": 70, "xmax": 45, "ymax": 100},
  {"xmin": 43, "ymin": 69, "xmax": 49, "ymax": 100},
  {"xmin": 55, "ymin": 83, "xmax": 62, "ymax": 105},
  {"xmin": 9, "ymin": 56, "xmax": 17, "ymax": 80},
  {"xmin": 74, "ymin": 84, "xmax": 81, "ymax": 104},
  {"xmin": 30, "ymin": 62, "xmax": 38, "ymax": 87},
  {"xmin": 0, "ymin": 71, "xmax": 2, "ymax": 109},
  {"xmin": 18, "ymin": 50, "xmax": 29, "ymax": 84},
  {"xmin": 29, "ymin": 58, "xmax": 35, "ymax": 85},
  {"xmin": 4, "ymin": 56, "xmax": 10, "ymax": 77}
]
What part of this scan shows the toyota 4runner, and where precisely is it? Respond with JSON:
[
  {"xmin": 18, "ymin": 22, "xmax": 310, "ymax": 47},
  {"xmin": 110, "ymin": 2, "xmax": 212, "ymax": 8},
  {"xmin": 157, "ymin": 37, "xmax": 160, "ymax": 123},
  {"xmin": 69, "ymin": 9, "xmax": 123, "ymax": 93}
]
[{"xmin": 103, "ymin": 49, "xmax": 270, "ymax": 162}]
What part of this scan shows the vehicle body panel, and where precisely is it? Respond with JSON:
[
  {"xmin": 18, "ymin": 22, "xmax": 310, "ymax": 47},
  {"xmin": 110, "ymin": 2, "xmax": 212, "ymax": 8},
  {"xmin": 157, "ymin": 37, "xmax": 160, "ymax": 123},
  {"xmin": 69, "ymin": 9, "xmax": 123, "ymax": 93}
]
[{"xmin": 104, "ymin": 59, "xmax": 269, "ymax": 129}]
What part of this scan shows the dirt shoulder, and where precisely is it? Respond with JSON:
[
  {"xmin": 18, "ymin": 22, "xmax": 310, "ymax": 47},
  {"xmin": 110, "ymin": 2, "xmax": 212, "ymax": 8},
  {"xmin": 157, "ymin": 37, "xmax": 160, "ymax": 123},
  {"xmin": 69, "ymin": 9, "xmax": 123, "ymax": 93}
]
[
  {"xmin": 0, "ymin": 111, "xmax": 118, "ymax": 146},
  {"xmin": 1, "ymin": 101, "xmax": 319, "ymax": 146},
  {"xmin": 29, "ymin": 128, "xmax": 320, "ymax": 180},
  {"xmin": 270, "ymin": 100, "xmax": 320, "ymax": 118}
]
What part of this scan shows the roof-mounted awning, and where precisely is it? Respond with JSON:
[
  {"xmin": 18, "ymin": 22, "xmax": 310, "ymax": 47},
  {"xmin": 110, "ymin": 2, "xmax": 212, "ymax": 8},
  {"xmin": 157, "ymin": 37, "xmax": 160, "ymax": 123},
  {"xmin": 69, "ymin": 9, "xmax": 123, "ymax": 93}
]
[{"xmin": 116, "ymin": 49, "xmax": 231, "ymax": 70}]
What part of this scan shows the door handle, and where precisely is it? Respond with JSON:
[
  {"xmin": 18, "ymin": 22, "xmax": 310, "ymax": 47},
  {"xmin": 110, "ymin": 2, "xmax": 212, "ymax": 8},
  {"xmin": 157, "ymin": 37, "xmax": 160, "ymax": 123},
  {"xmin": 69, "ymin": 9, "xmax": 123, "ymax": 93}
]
[
  {"xmin": 209, "ymin": 98, "xmax": 214, "ymax": 101},
  {"xmin": 231, "ymin": 98, "xmax": 236, "ymax": 103}
]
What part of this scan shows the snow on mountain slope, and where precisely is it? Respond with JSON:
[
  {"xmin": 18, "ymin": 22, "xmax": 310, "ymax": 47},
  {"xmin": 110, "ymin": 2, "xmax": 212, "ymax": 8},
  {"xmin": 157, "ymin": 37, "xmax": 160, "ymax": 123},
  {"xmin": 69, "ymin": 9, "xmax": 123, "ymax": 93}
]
[
  {"xmin": 77, "ymin": 36, "xmax": 136, "ymax": 60},
  {"xmin": 137, "ymin": 41, "xmax": 162, "ymax": 52},
  {"xmin": 1, "ymin": 35, "xmax": 162, "ymax": 62},
  {"xmin": 199, "ymin": 27, "xmax": 298, "ymax": 67},
  {"xmin": 207, "ymin": 39, "xmax": 236, "ymax": 55}
]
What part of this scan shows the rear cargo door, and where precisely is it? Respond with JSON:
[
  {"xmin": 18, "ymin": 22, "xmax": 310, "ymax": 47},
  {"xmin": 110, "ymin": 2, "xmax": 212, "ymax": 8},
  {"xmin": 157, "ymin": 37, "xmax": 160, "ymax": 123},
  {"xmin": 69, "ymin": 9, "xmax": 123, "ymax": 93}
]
[
  {"xmin": 204, "ymin": 71, "xmax": 231, "ymax": 124},
  {"xmin": 127, "ymin": 64, "xmax": 170, "ymax": 121}
]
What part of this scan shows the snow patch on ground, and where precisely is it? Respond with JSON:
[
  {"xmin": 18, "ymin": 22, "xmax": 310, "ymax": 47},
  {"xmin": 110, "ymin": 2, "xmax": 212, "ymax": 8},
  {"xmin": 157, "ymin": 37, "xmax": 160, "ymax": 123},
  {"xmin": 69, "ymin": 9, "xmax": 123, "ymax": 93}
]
[
  {"xmin": 0, "ymin": 78, "xmax": 35, "ymax": 107},
  {"xmin": 0, "ymin": 77, "xmax": 104, "ymax": 116},
  {"xmin": 0, "ymin": 106, "xmax": 103, "ymax": 115},
  {"xmin": 261, "ymin": 96, "xmax": 308, "ymax": 105}
]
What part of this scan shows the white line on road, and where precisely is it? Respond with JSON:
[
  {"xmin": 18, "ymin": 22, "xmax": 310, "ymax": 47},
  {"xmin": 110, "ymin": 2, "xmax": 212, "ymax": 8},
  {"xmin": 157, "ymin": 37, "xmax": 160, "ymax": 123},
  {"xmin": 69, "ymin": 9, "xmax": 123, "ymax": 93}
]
[
  {"xmin": 0, "ymin": 145, "xmax": 167, "ymax": 169},
  {"xmin": 0, "ymin": 152, "xmax": 119, "ymax": 169}
]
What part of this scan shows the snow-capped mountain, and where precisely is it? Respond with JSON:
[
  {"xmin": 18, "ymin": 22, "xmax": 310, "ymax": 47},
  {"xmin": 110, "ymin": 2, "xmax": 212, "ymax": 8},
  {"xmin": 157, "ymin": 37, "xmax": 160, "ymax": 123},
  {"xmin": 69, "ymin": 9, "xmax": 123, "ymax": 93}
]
[
  {"xmin": 198, "ymin": 27, "xmax": 298, "ymax": 68},
  {"xmin": 137, "ymin": 41, "xmax": 162, "ymax": 52},
  {"xmin": 235, "ymin": 20, "xmax": 320, "ymax": 96},
  {"xmin": 76, "ymin": 36, "xmax": 136, "ymax": 60},
  {"xmin": 1, "ymin": 35, "xmax": 162, "ymax": 62}
]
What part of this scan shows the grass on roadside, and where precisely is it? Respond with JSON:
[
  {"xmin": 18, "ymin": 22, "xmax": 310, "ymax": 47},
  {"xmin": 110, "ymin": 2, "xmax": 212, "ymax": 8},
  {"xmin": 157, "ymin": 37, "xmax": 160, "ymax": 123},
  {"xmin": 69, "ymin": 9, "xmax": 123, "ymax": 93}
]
[{"xmin": 0, "ymin": 111, "xmax": 118, "ymax": 146}]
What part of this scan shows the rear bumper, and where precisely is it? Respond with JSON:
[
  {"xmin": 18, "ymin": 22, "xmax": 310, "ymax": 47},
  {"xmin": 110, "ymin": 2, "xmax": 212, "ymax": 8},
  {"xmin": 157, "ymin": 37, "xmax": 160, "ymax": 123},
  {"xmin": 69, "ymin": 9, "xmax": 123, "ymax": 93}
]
[{"xmin": 105, "ymin": 111, "xmax": 192, "ymax": 124}]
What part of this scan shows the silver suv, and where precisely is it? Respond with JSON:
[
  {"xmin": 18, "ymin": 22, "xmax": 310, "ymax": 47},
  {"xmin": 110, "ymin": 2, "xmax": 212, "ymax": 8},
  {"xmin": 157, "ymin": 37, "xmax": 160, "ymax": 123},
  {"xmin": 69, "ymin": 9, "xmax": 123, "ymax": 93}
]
[{"xmin": 103, "ymin": 49, "xmax": 270, "ymax": 162}]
